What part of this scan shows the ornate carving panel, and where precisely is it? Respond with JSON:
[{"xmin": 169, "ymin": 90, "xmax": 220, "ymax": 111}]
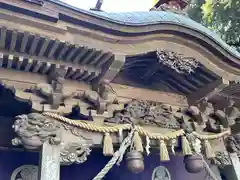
[
  {"xmin": 12, "ymin": 113, "xmax": 93, "ymax": 165},
  {"xmin": 105, "ymin": 100, "xmax": 183, "ymax": 129},
  {"xmin": 156, "ymin": 49, "xmax": 199, "ymax": 74}
]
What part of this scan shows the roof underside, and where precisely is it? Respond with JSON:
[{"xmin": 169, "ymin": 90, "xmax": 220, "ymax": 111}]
[{"xmin": 117, "ymin": 51, "xmax": 219, "ymax": 95}]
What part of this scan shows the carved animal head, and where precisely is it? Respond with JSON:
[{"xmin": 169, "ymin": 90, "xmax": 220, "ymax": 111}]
[{"xmin": 12, "ymin": 113, "xmax": 61, "ymax": 150}]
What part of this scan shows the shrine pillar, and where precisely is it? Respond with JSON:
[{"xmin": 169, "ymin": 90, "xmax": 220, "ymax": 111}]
[
  {"xmin": 38, "ymin": 141, "xmax": 61, "ymax": 180},
  {"xmin": 223, "ymin": 123, "xmax": 240, "ymax": 180}
]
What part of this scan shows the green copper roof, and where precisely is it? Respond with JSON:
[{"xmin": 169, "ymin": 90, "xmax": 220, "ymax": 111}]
[
  {"xmin": 90, "ymin": 11, "xmax": 240, "ymax": 59},
  {"xmin": 49, "ymin": 0, "xmax": 240, "ymax": 59}
]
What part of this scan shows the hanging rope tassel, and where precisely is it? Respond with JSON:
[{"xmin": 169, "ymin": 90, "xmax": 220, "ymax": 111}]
[
  {"xmin": 133, "ymin": 131, "xmax": 144, "ymax": 152},
  {"xmin": 103, "ymin": 133, "xmax": 114, "ymax": 156},
  {"xmin": 159, "ymin": 140, "xmax": 170, "ymax": 161},
  {"xmin": 203, "ymin": 140, "xmax": 215, "ymax": 158},
  {"xmin": 181, "ymin": 136, "xmax": 192, "ymax": 155}
]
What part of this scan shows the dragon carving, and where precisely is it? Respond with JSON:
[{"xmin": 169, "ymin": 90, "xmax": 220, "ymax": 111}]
[
  {"xmin": 12, "ymin": 113, "xmax": 93, "ymax": 165},
  {"xmin": 12, "ymin": 113, "xmax": 61, "ymax": 149}
]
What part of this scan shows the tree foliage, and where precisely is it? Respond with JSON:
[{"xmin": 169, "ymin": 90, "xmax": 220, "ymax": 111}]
[{"xmin": 188, "ymin": 0, "xmax": 240, "ymax": 49}]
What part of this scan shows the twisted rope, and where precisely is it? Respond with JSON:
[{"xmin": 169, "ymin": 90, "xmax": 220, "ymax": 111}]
[
  {"xmin": 192, "ymin": 130, "xmax": 231, "ymax": 140},
  {"xmin": 43, "ymin": 112, "xmax": 230, "ymax": 140},
  {"xmin": 92, "ymin": 127, "xmax": 135, "ymax": 180},
  {"xmin": 43, "ymin": 112, "xmax": 185, "ymax": 139}
]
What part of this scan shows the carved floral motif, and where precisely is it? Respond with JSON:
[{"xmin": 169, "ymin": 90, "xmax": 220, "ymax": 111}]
[
  {"xmin": 156, "ymin": 49, "xmax": 199, "ymax": 74},
  {"xmin": 105, "ymin": 100, "xmax": 182, "ymax": 129},
  {"xmin": 60, "ymin": 143, "xmax": 91, "ymax": 165}
]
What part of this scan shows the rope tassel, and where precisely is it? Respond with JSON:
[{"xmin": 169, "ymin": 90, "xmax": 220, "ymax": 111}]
[
  {"xmin": 203, "ymin": 140, "xmax": 215, "ymax": 158},
  {"xmin": 181, "ymin": 136, "xmax": 192, "ymax": 155},
  {"xmin": 159, "ymin": 140, "xmax": 170, "ymax": 161},
  {"xmin": 133, "ymin": 131, "xmax": 144, "ymax": 152},
  {"xmin": 103, "ymin": 133, "xmax": 114, "ymax": 156}
]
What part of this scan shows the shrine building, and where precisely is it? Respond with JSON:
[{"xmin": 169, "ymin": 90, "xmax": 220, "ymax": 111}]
[{"xmin": 0, "ymin": 0, "xmax": 239, "ymax": 180}]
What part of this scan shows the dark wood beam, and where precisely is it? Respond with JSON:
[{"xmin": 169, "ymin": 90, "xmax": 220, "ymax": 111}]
[{"xmin": 187, "ymin": 78, "xmax": 229, "ymax": 105}]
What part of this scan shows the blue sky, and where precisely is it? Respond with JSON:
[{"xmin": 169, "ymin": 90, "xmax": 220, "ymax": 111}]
[{"xmin": 61, "ymin": 0, "xmax": 153, "ymax": 12}]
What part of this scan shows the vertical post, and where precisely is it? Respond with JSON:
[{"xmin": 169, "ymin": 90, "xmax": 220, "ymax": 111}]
[
  {"xmin": 229, "ymin": 153, "xmax": 240, "ymax": 180},
  {"xmin": 221, "ymin": 153, "xmax": 240, "ymax": 180},
  {"xmin": 210, "ymin": 164, "xmax": 222, "ymax": 180},
  {"xmin": 38, "ymin": 141, "xmax": 61, "ymax": 180}
]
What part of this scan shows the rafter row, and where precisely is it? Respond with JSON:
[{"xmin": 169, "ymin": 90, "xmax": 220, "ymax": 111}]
[
  {"xmin": 0, "ymin": 52, "xmax": 100, "ymax": 83},
  {"xmin": 0, "ymin": 26, "xmax": 114, "ymax": 68}
]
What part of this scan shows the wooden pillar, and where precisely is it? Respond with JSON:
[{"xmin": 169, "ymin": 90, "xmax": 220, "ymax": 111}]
[
  {"xmin": 229, "ymin": 153, "xmax": 240, "ymax": 180},
  {"xmin": 210, "ymin": 164, "xmax": 223, "ymax": 180},
  {"xmin": 38, "ymin": 141, "xmax": 61, "ymax": 180},
  {"xmin": 221, "ymin": 153, "xmax": 240, "ymax": 180}
]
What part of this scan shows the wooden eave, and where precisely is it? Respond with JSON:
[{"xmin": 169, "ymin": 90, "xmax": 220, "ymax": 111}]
[
  {"xmin": 0, "ymin": 0, "xmax": 239, "ymax": 106},
  {"xmin": 0, "ymin": 26, "xmax": 122, "ymax": 83}
]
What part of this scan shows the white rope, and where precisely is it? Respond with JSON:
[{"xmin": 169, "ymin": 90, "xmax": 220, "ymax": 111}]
[
  {"xmin": 92, "ymin": 128, "xmax": 135, "ymax": 180},
  {"xmin": 198, "ymin": 153, "xmax": 219, "ymax": 180}
]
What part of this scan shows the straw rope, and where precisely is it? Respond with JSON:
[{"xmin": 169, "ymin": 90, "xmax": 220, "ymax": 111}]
[{"xmin": 42, "ymin": 112, "xmax": 230, "ymax": 140}]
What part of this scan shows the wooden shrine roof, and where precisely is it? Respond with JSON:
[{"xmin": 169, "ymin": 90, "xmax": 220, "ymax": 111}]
[{"xmin": 0, "ymin": 0, "xmax": 239, "ymax": 107}]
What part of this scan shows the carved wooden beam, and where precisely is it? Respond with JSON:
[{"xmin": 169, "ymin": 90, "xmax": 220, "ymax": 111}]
[
  {"xmin": 0, "ymin": 68, "xmax": 188, "ymax": 106},
  {"xmin": 94, "ymin": 54, "xmax": 125, "ymax": 84},
  {"xmin": 187, "ymin": 78, "xmax": 229, "ymax": 105}
]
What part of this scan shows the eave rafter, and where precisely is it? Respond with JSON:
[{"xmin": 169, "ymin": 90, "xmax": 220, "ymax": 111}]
[{"xmin": 0, "ymin": 26, "xmax": 125, "ymax": 84}]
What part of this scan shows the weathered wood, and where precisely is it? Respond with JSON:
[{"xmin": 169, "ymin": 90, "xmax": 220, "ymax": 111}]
[
  {"xmin": 0, "ymin": 50, "xmax": 101, "ymax": 76},
  {"xmin": 38, "ymin": 38, "xmax": 50, "ymax": 57},
  {"xmin": 187, "ymin": 78, "xmax": 229, "ymax": 105},
  {"xmin": 9, "ymin": 30, "xmax": 17, "ymax": 52},
  {"xmin": 0, "ymin": 26, "xmax": 6, "ymax": 48},
  {"xmin": 29, "ymin": 35, "xmax": 40, "ymax": 55},
  {"xmin": 0, "ymin": 69, "xmax": 188, "ymax": 106},
  {"xmin": 20, "ymin": 32, "xmax": 29, "ymax": 53},
  {"xmin": 38, "ymin": 141, "xmax": 60, "ymax": 180},
  {"xmin": 97, "ymin": 54, "xmax": 125, "ymax": 83}
]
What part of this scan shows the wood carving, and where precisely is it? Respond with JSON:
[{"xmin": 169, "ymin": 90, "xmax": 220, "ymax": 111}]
[
  {"xmin": 210, "ymin": 152, "xmax": 231, "ymax": 168},
  {"xmin": 12, "ymin": 113, "xmax": 93, "ymax": 165},
  {"xmin": 105, "ymin": 100, "xmax": 184, "ymax": 129},
  {"xmin": 225, "ymin": 135, "xmax": 240, "ymax": 158},
  {"xmin": 151, "ymin": 0, "xmax": 188, "ymax": 15},
  {"xmin": 156, "ymin": 49, "xmax": 199, "ymax": 74},
  {"xmin": 82, "ymin": 79, "xmax": 118, "ymax": 114},
  {"xmin": 12, "ymin": 113, "xmax": 62, "ymax": 149},
  {"xmin": 60, "ymin": 142, "xmax": 91, "ymax": 165},
  {"xmin": 187, "ymin": 98, "xmax": 240, "ymax": 133},
  {"xmin": 32, "ymin": 67, "xmax": 73, "ymax": 110}
]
